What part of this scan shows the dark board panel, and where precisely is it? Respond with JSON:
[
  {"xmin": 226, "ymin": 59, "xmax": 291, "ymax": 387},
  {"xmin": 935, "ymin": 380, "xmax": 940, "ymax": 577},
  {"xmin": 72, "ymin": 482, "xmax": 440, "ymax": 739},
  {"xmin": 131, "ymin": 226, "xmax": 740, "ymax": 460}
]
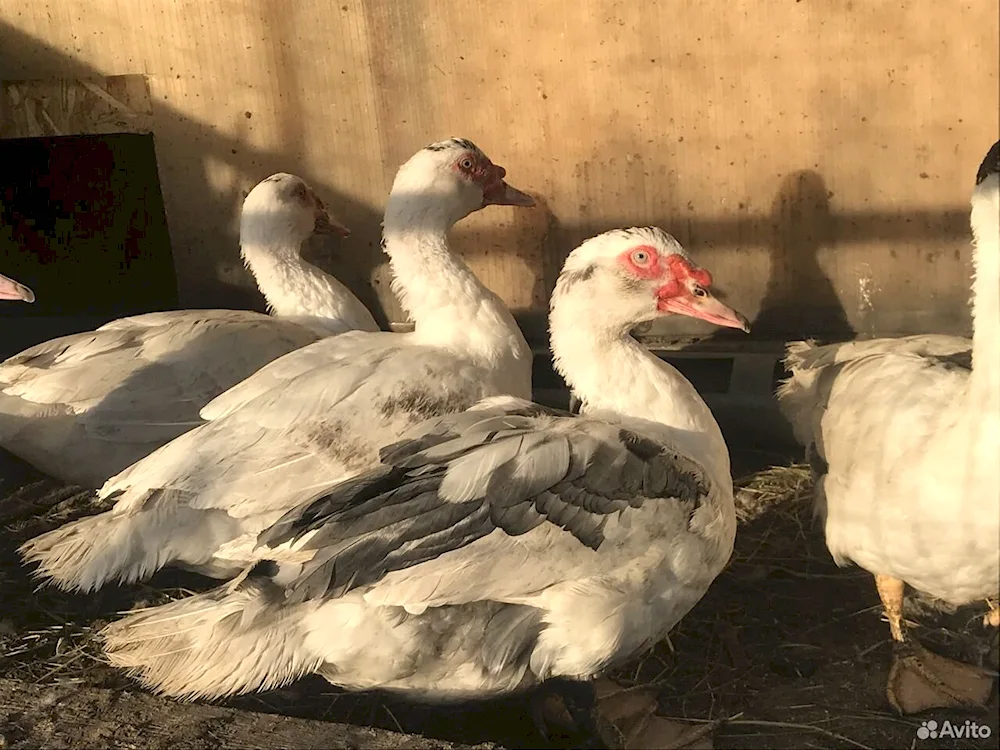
[{"xmin": 0, "ymin": 132, "xmax": 176, "ymax": 358}]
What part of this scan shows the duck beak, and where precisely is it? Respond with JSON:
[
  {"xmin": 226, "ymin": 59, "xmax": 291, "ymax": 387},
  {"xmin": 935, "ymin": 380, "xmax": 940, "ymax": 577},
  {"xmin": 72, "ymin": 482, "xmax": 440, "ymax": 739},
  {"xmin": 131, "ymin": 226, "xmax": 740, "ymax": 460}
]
[
  {"xmin": 482, "ymin": 164, "xmax": 535, "ymax": 208},
  {"xmin": 0, "ymin": 273, "xmax": 35, "ymax": 303},
  {"xmin": 658, "ymin": 290, "xmax": 750, "ymax": 333},
  {"xmin": 484, "ymin": 181, "xmax": 536, "ymax": 208},
  {"xmin": 313, "ymin": 201, "xmax": 351, "ymax": 238}
]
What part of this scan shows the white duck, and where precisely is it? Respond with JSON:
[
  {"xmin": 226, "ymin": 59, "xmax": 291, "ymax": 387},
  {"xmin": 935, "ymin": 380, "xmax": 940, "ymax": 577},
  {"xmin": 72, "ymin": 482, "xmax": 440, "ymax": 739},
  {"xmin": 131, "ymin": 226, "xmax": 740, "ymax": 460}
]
[
  {"xmin": 99, "ymin": 226, "xmax": 750, "ymax": 749},
  {"xmin": 21, "ymin": 138, "xmax": 537, "ymax": 592},
  {"xmin": 0, "ymin": 174, "xmax": 375, "ymax": 489},
  {"xmin": 0, "ymin": 272, "xmax": 35, "ymax": 303},
  {"xmin": 777, "ymin": 140, "xmax": 1000, "ymax": 714}
]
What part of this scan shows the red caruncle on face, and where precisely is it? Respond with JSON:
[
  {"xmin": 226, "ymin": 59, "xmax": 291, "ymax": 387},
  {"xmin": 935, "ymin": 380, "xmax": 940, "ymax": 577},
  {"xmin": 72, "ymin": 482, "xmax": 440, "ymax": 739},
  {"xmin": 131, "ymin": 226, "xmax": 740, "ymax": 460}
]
[
  {"xmin": 617, "ymin": 245, "xmax": 713, "ymax": 299},
  {"xmin": 453, "ymin": 151, "xmax": 504, "ymax": 190}
]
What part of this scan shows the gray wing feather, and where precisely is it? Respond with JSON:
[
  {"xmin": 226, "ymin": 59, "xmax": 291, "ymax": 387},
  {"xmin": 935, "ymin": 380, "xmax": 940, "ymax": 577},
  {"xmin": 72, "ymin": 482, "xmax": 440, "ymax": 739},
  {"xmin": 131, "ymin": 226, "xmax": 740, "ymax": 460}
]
[{"xmin": 255, "ymin": 404, "xmax": 711, "ymax": 606}]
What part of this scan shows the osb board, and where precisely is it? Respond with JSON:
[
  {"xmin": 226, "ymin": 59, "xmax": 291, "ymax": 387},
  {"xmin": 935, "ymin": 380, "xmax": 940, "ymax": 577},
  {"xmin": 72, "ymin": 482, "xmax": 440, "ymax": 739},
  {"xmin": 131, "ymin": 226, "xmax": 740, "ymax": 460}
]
[
  {"xmin": 0, "ymin": 75, "xmax": 153, "ymax": 139},
  {"xmin": 0, "ymin": 1, "xmax": 996, "ymax": 340}
]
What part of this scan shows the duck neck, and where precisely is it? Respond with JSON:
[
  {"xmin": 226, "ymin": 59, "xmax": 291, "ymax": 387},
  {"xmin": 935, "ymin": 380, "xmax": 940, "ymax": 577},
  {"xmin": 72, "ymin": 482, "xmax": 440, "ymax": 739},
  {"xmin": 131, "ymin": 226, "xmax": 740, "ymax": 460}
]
[
  {"xmin": 381, "ymin": 196, "xmax": 531, "ymax": 376},
  {"xmin": 966, "ymin": 182, "xmax": 1000, "ymax": 415},
  {"xmin": 549, "ymin": 292, "xmax": 730, "ymax": 479},
  {"xmin": 381, "ymin": 196, "xmax": 483, "ymax": 326},
  {"xmin": 241, "ymin": 239, "xmax": 375, "ymax": 335}
]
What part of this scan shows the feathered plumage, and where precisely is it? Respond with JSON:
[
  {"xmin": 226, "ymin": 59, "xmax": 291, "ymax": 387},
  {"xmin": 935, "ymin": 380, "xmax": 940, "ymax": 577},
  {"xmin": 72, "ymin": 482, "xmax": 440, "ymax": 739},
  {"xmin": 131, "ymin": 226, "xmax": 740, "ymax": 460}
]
[
  {"xmin": 20, "ymin": 139, "xmax": 535, "ymax": 591},
  {"xmin": 99, "ymin": 225, "xmax": 748, "ymax": 709},
  {"xmin": 0, "ymin": 174, "xmax": 374, "ymax": 488},
  {"xmin": 776, "ymin": 141, "xmax": 1000, "ymax": 713}
]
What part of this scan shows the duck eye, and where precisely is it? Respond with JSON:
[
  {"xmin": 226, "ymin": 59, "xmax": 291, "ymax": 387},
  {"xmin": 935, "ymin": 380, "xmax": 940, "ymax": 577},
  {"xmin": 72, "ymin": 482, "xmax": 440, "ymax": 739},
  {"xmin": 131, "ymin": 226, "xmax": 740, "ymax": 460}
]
[
  {"xmin": 632, "ymin": 250, "xmax": 650, "ymax": 265},
  {"xmin": 460, "ymin": 158, "xmax": 475, "ymax": 170},
  {"xmin": 693, "ymin": 286, "xmax": 707, "ymax": 298}
]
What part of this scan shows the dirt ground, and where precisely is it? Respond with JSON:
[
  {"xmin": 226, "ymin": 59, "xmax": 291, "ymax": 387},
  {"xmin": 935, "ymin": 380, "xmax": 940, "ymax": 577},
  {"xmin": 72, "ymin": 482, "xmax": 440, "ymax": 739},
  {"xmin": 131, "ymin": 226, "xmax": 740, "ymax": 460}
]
[{"xmin": 1, "ymin": 446, "xmax": 997, "ymax": 750}]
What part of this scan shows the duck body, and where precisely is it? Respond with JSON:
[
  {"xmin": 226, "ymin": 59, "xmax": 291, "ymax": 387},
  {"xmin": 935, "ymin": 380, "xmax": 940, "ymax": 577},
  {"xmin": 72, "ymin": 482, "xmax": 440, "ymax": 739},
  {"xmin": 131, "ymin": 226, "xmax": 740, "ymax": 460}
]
[
  {"xmin": 99, "ymin": 226, "xmax": 750, "ymax": 721},
  {"xmin": 777, "ymin": 141, "xmax": 1000, "ymax": 713},
  {"xmin": 783, "ymin": 337, "xmax": 997, "ymax": 605},
  {"xmin": 0, "ymin": 174, "xmax": 374, "ymax": 489},
  {"xmin": 0, "ymin": 310, "xmax": 321, "ymax": 489},
  {"xmin": 83, "ymin": 329, "xmax": 530, "ymax": 584},
  {"xmin": 20, "ymin": 139, "xmax": 536, "ymax": 591},
  {"xmin": 104, "ymin": 395, "xmax": 734, "ymax": 701}
]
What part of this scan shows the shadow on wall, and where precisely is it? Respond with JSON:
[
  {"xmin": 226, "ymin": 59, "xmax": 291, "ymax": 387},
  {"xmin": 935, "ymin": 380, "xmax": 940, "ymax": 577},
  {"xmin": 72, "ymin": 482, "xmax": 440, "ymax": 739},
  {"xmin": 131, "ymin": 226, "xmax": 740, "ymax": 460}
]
[
  {"xmin": 754, "ymin": 170, "xmax": 852, "ymax": 336},
  {"xmin": 0, "ymin": 20, "xmax": 978, "ymax": 347},
  {"xmin": 0, "ymin": 20, "xmax": 392, "ymax": 330},
  {"xmin": 521, "ymin": 160, "xmax": 974, "ymax": 345},
  {"xmin": 528, "ymin": 115, "xmax": 979, "ymax": 341},
  {"xmin": 701, "ymin": 169, "xmax": 855, "ymax": 345}
]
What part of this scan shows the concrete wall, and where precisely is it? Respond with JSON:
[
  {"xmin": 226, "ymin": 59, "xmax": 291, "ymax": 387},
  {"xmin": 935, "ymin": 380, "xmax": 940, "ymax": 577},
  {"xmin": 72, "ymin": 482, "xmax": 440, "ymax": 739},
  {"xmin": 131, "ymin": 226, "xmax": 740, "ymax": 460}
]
[{"xmin": 1, "ymin": 0, "xmax": 996, "ymax": 343}]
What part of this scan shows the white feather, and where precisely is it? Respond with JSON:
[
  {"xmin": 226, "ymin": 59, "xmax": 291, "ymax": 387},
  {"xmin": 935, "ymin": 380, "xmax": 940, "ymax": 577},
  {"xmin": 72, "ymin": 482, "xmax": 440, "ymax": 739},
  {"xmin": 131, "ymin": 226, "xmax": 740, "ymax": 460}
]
[
  {"xmin": 777, "ymin": 153, "xmax": 1000, "ymax": 607},
  {"xmin": 22, "ymin": 141, "xmax": 533, "ymax": 591},
  {"xmin": 99, "ymin": 223, "xmax": 741, "ymax": 703}
]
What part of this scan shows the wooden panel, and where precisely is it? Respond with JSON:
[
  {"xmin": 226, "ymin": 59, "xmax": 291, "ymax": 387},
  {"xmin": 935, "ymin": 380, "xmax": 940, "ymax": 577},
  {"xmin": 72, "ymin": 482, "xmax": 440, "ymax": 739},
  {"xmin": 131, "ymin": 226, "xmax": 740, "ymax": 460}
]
[{"xmin": 0, "ymin": 0, "xmax": 995, "ymax": 340}]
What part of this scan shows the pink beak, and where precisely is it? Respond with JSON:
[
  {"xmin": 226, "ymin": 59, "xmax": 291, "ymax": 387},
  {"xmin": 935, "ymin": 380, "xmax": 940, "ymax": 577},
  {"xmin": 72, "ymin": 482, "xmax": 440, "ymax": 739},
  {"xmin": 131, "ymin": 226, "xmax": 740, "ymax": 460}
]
[
  {"xmin": 0, "ymin": 272, "xmax": 35, "ymax": 303},
  {"xmin": 658, "ymin": 291, "xmax": 750, "ymax": 333},
  {"xmin": 483, "ymin": 164, "xmax": 535, "ymax": 207}
]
